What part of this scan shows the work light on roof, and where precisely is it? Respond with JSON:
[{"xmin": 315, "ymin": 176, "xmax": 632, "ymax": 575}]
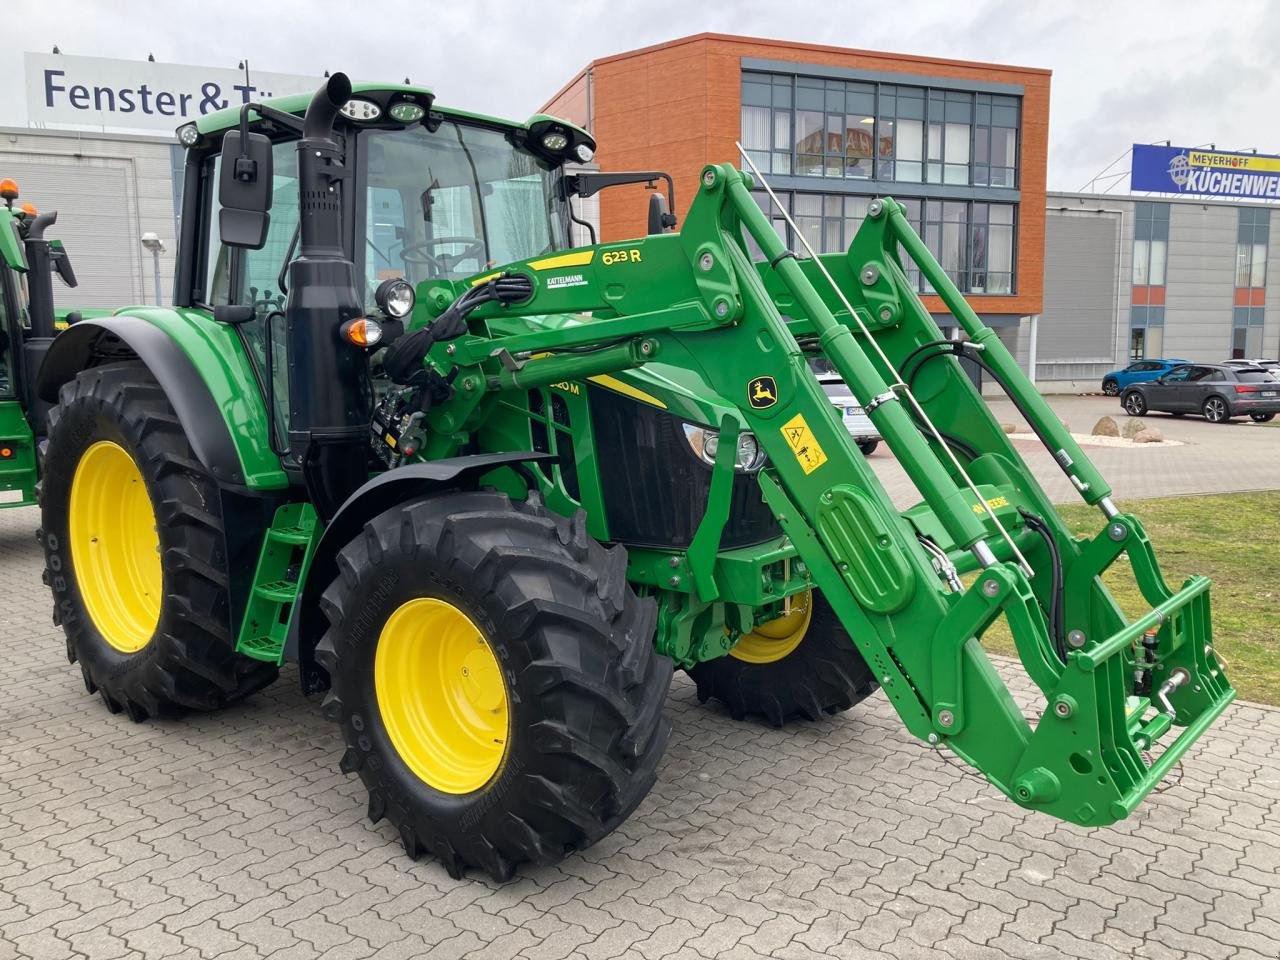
[
  {"xmin": 540, "ymin": 131, "xmax": 570, "ymax": 152},
  {"xmin": 388, "ymin": 102, "xmax": 425, "ymax": 123},
  {"xmin": 177, "ymin": 123, "xmax": 200, "ymax": 147},
  {"xmin": 574, "ymin": 143, "xmax": 594, "ymax": 163},
  {"xmin": 340, "ymin": 98, "xmax": 382, "ymax": 122}
]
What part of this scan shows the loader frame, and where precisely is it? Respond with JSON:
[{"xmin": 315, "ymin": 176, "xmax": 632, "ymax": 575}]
[{"xmin": 368, "ymin": 160, "xmax": 1233, "ymax": 828}]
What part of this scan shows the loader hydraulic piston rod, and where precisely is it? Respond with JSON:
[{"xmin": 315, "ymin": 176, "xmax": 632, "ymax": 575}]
[
  {"xmin": 888, "ymin": 211, "xmax": 1112, "ymax": 510},
  {"xmin": 725, "ymin": 169, "xmax": 1009, "ymax": 567}
]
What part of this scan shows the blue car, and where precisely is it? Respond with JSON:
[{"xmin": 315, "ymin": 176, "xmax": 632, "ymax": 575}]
[{"xmin": 1101, "ymin": 359, "xmax": 1190, "ymax": 397}]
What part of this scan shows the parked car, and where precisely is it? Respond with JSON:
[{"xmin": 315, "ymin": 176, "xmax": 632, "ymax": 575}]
[
  {"xmin": 1101, "ymin": 358, "xmax": 1190, "ymax": 396},
  {"xmin": 810, "ymin": 358, "xmax": 881, "ymax": 454},
  {"xmin": 1120, "ymin": 363, "xmax": 1280, "ymax": 423},
  {"xmin": 1223, "ymin": 358, "xmax": 1280, "ymax": 379}
]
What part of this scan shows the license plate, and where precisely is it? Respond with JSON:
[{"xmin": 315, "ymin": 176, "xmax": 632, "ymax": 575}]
[
  {"xmin": 1262, "ymin": 391, "xmax": 1277, "ymax": 398},
  {"xmin": 844, "ymin": 406, "xmax": 864, "ymax": 417}
]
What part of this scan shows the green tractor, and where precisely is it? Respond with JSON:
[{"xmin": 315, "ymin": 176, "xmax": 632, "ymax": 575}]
[
  {"xmin": 36, "ymin": 75, "xmax": 1233, "ymax": 880},
  {"xmin": 0, "ymin": 178, "xmax": 82, "ymax": 509}
]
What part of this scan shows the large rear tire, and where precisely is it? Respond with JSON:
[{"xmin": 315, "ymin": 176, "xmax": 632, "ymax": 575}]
[
  {"xmin": 316, "ymin": 490, "xmax": 672, "ymax": 881},
  {"xmin": 688, "ymin": 590, "xmax": 878, "ymax": 727},
  {"xmin": 39, "ymin": 362, "xmax": 277, "ymax": 720}
]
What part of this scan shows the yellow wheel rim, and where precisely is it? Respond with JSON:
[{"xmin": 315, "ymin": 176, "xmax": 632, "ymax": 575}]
[
  {"xmin": 374, "ymin": 597, "xmax": 509, "ymax": 794},
  {"xmin": 730, "ymin": 590, "xmax": 813, "ymax": 664},
  {"xmin": 68, "ymin": 440, "xmax": 162, "ymax": 654}
]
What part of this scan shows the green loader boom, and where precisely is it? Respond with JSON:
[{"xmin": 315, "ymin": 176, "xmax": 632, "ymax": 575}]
[{"xmin": 409, "ymin": 162, "xmax": 1233, "ymax": 828}]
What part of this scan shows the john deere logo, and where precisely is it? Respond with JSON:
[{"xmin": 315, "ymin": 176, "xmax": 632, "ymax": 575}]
[{"xmin": 748, "ymin": 376, "xmax": 778, "ymax": 409}]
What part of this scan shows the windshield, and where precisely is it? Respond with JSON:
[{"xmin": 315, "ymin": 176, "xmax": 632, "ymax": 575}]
[{"xmin": 361, "ymin": 122, "xmax": 569, "ymax": 295}]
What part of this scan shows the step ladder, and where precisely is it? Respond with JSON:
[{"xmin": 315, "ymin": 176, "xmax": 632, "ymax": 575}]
[{"xmin": 236, "ymin": 503, "xmax": 318, "ymax": 664}]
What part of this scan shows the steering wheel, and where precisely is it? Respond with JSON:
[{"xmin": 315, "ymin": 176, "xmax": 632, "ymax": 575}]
[{"xmin": 400, "ymin": 236, "xmax": 487, "ymax": 274}]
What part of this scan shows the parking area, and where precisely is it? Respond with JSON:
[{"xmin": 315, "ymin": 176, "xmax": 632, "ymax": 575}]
[
  {"xmin": 868, "ymin": 394, "xmax": 1280, "ymax": 508},
  {"xmin": 3, "ymin": 392, "xmax": 1280, "ymax": 960}
]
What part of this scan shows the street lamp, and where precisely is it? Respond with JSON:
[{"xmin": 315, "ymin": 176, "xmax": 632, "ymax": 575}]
[{"xmin": 140, "ymin": 232, "xmax": 166, "ymax": 306}]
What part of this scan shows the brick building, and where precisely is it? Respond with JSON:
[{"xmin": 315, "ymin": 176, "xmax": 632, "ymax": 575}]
[{"xmin": 544, "ymin": 33, "xmax": 1051, "ymax": 364}]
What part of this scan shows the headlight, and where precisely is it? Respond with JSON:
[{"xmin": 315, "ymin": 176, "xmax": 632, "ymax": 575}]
[
  {"xmin": 541, "ymin": 131, "xmax": 570, "ymax": 151},
  {"xmin": 375, "ymin": 277, "xmax": 416, "ymax": 318},
  {"xmin": 682, "ymin": 423, "xmax": 766, "ymax": 472},
  {"xmin": 574, "ymin": 143, "xmax": 595, "ymax": 163}
]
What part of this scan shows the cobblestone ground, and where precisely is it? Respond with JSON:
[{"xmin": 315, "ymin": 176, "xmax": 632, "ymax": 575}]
[{"xmin": 2, "ymin": 499, "xmax": 1278, "ymax": 960}]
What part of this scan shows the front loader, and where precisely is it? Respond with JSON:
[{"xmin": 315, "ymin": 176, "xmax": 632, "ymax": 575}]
[
  {"xmin": 36, "ymin": 74, "xmax": 1233, "ymax": 881},
  {"xmin": 0, "ymin": 178, "xmax": 81, "ymax": 508}
]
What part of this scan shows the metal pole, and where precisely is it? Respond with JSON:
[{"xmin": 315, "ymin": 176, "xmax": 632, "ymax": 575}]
[{"xmin": 151, "ymin": 248, "xmax": 162, "ymax": 305}]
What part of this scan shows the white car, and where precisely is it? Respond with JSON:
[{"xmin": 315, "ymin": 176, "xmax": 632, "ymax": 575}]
[{"xmin": 810, "ymin": 359, "xmax": 880, "ymax": 455}]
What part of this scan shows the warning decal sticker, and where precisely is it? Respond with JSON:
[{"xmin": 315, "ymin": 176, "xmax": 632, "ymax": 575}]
[{"xmin": 780, "ymin": 413, "xmax": 828, "ymax": 475}]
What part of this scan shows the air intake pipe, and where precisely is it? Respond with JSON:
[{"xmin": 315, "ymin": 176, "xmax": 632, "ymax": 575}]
[{"xmin": 285, "ymin": 72, "xmax": 373, "ymax": 517}]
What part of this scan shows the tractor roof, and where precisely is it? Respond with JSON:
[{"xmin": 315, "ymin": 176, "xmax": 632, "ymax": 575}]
[{"xmin": 192, "ymin": 80, "xmax": 590, "ymax": 146}]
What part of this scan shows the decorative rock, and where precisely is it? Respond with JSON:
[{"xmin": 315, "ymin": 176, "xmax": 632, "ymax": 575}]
[
  {"xmin": 1134, "ymin": 427, "xmax": 1163, "ymax": 443},
  {"xmin": 1121, "ymin": 418, "xmax": 1147, "ymax": 439},
  {"xmin": 1092, "ymin": 416, "xmax": 1120, "ymax": 437}
]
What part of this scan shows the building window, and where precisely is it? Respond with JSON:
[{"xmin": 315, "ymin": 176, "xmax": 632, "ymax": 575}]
[
  {"xmin": 1132, "ymin": 201, "xmax": 1170, "ymax": 286},
  {"xmin": 973, "ymin": 94, "xmax": 1019, "ymax": 187},
  {"xmin": 741, "ymin": 74, "xmax": 794, "ymax": 176},
  {"xmin": 742, "ymin": 71, "xmax": 1019, "ymax": 189},
  {"xmin": 747, "ymin": 191, "xmax": 1014, "ymax": 295},
  {"xmin": 1129, "ymin": 305, "xmax": 1165, "ymax": 361},
  {"xmin": 1236, "ymin": 207, "xmax": 1269, "ymax": 288},
  {"xmin": 1231, "ymin": 306, "xmax": 1265, "ymax": 359}
]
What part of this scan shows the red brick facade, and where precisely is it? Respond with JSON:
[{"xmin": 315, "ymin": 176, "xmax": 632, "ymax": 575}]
[{"xmin": 544, "ymin": 33, "xmax": 1050, "ymax": 317}]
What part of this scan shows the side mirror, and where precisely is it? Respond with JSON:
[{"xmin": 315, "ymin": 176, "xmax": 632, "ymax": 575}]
[
  {"xmin": 647, "ymin": 193, "xmax": 677, "ymax": 235},
  {"xmin": 219, "ymin": 130, "xmax": 273, "ymax": 249}
]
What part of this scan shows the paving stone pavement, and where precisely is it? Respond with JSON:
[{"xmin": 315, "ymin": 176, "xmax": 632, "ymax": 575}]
[{"xmin": 3, "ymin": 493, "xmax": 1280, "ymax": 958}]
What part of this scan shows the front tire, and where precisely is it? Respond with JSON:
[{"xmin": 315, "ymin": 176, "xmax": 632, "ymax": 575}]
[
  {"xmin": 856, "ymin": 439, "xmax": 880, "ymax": 456},
  {"xmin": 317, "ymin": 490, "xmax": 672, "ymax": 881},
  {"xmin": 1122, "ymin": 391, "xmax": 1147, "ymax": 416},
  {"xmin": 687, "ymin": 591, "xmax": 878, "ymax": 727},
  {"xmin": 1202, "ymin": 396, "xmax": 1231, "ymax": 423},
  {"xmin": 39, "ymin": 362, "xmax": 277, "ymax": 720},
  {"xmin": 1102, "ymin": 379, "xmax": 1120, "ymax": 396}
]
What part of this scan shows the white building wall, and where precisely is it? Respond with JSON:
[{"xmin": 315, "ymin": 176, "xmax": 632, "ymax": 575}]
[{"xmin": 0, "ymin": 127, "xmax": 178, "ymax": 309}]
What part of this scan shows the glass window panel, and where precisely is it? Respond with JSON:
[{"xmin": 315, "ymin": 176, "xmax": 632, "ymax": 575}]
[
  {"xmin": 1149, "ymin": 239, "xmax": 1167, "ymax": 286},
  {"xmin": 773, "ymin": 152, "xmax": 791, "ymax": 175},
  {"xmin": 798, "ymin": 216, "xmax": 822, "ymax": 253},
  {"xmin": 1247, "ymin": 324, "xmax": 1264, "ymax": 357},
  {"xmin": 990, "ymin": 204, "xmax": 1014, "ymax": 225},
  {"xmin": 1236, "ymin": 243, "xmax": 1253, "ymax": 287},
  {"xmin": 797, "ymin": 79, "xmax": 823, "ymax": 110},
  {"xmin": 741, "ymin": 106, "xmax": 771, "ymax": 150},
  {"xmin": 742, "ymin": 80, "xmax": 771, "ymax": 106},
  {"xmin": 848, "ymin": 86, "xmax": 875, "ymax": 114},
  {"xmin": 773, "ymin": 110, "xmax": 791, "ymax": 151},
  {"xmin": 1145, "ymin": 325, "xmax": 1163, "ymax": 358},
  {"xmin": 992, "ymin": 104, "xmax": 1018, "ymax": 127},
  {"xmin": 1231, "ymin": 326, "xmax": 1248, "ymax": 359},
  {"xmin": 945, "ymin": 92, "xmax": 972, "ymax": 123},
  {"xmin": 1133, "ymin": 239, "xmax": 1150, "ymax": 285},
  {"xmin": 927, "ymin": 123, "xmax": 943, "ymax": 161},
  {"xmin": 898, "ymin": 90, "xmax": 924, "ymax": 119},
  {"xmin": 772, "ymin": 78, "xmax": 792, "ymax": 108},
  {"xmin": 991, "ymin": 127, "xmax": 1016, "ymax": 167},
  {"xmin": 1251, "ymin": 243, "xmax": 1267, "ymax": 287},
  {"xmin": 826, "ymin": 82, "xmax": 844, "ymax": 113},
  {"xmin": 824, "ymin": 219, "xmax": 841, "ymax": 253},
  {"xmin": 824, "ymin": 195, "xmax": 842, "ymax": 217},
  {"xmin": 794, "ymin": 194, "xmax": 822, "ymax": 216}
]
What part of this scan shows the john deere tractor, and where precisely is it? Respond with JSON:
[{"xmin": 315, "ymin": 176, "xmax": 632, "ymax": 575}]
[
  {"xmin": 1, "ymin": 178, "xmax": 81, "ymax": 508},
  {"xmin": 36, "ymin": 75, "xmax": 1234, "ymax": 881}
]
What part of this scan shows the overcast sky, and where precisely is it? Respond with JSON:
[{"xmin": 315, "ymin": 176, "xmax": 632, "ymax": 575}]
[{"xmin": 6, "ymin": 0, "xmax": 1278, "ymax": 192}]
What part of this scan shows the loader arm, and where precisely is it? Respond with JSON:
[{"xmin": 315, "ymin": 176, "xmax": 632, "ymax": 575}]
[{"xmin": 413, "ymin": 162, "xmax": 1233, "ymax": 827}]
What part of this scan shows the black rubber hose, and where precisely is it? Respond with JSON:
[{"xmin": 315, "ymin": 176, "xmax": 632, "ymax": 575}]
[{"xmin": 1020, "ymin": 510, "xmax": 1067, "ymax": 664}]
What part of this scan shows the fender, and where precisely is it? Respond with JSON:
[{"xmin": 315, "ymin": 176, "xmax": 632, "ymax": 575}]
[
  {"xmin": 36, "ymin": 311, "xmax": 287, "ymax": 488},
  {"xmin": 287, "ymin": 450, "xmax": 557, "ymax": 693}
]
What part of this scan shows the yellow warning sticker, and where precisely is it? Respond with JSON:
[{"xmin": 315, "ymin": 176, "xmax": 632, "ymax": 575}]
[{"xmin": 780, "ymin": 413, "xmax": 828, "ymax": 475}]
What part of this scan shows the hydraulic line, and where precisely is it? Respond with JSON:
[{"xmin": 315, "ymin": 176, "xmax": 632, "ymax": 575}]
[{"xmin": 736, "ymin": 143, "xmax": 1033, "ymax": 577}]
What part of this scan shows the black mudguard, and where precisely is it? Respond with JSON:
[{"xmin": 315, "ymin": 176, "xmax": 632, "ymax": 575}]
[{"xmin": 287, "ymin": 451, "xmax": 557, "ymax": 694}]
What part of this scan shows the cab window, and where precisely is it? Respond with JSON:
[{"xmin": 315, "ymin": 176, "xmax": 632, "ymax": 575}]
[{"xmin": 0, "ymin": 268, "xmax": 14, "ymax": 398}]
